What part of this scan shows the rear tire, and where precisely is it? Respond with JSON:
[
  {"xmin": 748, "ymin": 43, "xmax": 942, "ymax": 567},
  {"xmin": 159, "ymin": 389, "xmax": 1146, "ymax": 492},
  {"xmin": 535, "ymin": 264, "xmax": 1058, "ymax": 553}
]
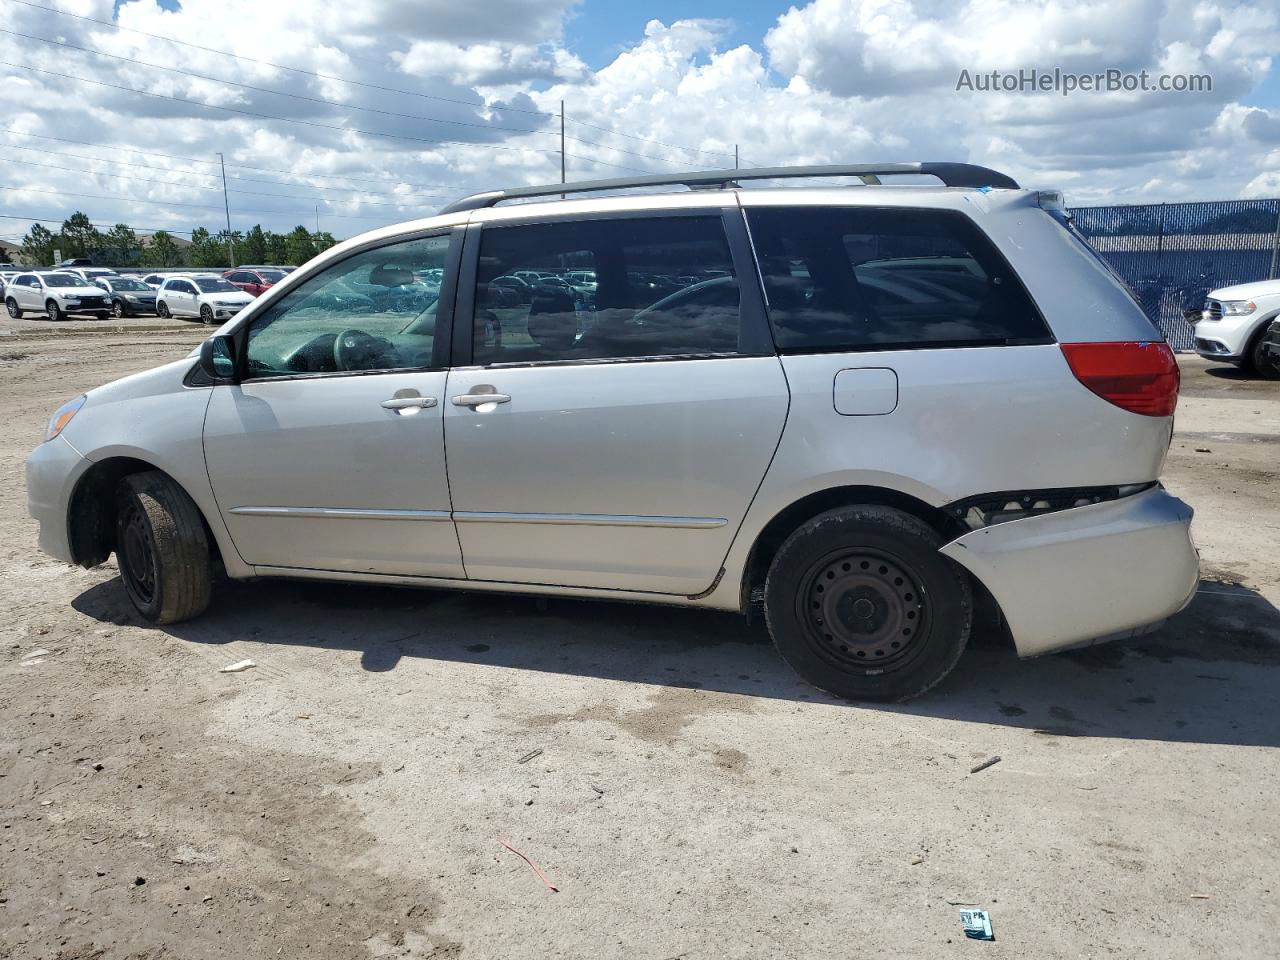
[
  {"xmin": 45, "ymin": 299, "xmax": 63, "ymax": 322},
  {"xmin": 764, "ymin": 505, "xmax": 972, "ymax": 702},
  {"xmin": 115, "ymin": 472, "xmax": 212, "ymax": 624},
  {"xmin": 5, "ymin": 297, "xmax": 21, "ymax": 318}
]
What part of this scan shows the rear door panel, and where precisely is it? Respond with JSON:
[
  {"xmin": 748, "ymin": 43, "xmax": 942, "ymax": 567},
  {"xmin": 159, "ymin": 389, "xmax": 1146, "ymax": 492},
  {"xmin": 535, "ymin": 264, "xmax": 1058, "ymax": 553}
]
[{"xmin": 444, "ymin": 356, "xmax": 788, "ymax": 593}]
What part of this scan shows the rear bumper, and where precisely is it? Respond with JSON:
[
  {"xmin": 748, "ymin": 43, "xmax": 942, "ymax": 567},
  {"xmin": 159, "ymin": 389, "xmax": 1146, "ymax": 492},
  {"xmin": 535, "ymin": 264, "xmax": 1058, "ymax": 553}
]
[{"xmin": 940, "ymin": 486, "xmax": 1198, "ymax": 658}]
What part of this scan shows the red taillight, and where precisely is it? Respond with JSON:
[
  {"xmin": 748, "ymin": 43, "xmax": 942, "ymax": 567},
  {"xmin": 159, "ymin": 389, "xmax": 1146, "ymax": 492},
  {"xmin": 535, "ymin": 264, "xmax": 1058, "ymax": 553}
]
[{"xmin": 1060, "ymin": 341, "xmax": 1179, "ymax": 417}]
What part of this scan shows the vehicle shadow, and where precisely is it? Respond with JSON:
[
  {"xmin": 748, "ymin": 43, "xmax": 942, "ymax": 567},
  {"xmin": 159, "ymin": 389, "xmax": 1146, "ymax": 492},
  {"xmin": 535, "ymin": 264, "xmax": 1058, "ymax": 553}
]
[{"xmin": 71, "ymin": 575, "xmax": 1280, "ymax": 748}]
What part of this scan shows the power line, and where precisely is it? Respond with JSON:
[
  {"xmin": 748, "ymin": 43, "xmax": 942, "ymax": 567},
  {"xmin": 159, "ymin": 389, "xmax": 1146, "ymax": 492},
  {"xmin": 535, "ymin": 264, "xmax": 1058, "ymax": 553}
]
[
  {"xmin": 0, "ymin": 212, "xmax": 196, "ymax": 234},
  {"xmin": 0, "ymin": 154, "xmax": 450, "ymax": 207},
  {"xmin": 0, "ymin": 27, "xmax": 712, "ymax": 169},
  {"xmin": 3, "ymin": 0, "xmax": 550, "ymax": 117},
  {"xmin": 4, "ymin": 0, "xmax": 739, "ymax": 165},
  {"xmin": 0, "ymin": 28, "xmax": 559, "ymax": 140},
  {"xmin": 0, "ymin": 139, "xmax": 442, "ymax": 200},
  {"xmin": 5, "ymin": 183, "xmax": 402, "ymax": 220},
  {"xmin": 1, "ymin": 59, "xmax": 652, "ymax": 174},
  {"xmin": 0, "ymin": 127, "xmax": 451, "ymax": 190}
]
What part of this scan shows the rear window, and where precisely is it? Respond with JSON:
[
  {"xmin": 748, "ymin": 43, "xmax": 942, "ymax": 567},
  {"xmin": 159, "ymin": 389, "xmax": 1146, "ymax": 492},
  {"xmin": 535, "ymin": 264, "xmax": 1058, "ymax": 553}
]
[{"xmin": 746, "ymin": 207, "xmax": 1050, "ymax": 352}]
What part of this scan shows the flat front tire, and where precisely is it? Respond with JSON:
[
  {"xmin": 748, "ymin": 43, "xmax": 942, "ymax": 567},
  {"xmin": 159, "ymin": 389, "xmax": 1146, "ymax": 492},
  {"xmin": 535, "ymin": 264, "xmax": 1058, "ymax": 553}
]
[
  {"xmin": 764, "ymin": 505, "xmax": 972, "ymax": 702},
  {"xmin": 115, "ymin": 472, "xmax": 212, "ymax": 624}
]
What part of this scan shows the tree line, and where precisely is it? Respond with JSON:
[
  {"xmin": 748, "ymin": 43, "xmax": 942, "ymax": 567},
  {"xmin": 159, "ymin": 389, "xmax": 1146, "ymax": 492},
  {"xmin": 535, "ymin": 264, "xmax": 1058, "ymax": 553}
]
[{"xmin": 15, "ymin": 212, "xmax": 339, "ymax": 268}]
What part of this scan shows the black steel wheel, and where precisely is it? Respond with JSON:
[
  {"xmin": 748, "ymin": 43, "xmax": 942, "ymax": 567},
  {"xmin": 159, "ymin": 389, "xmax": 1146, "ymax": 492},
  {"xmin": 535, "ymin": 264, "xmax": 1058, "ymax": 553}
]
[
  {"xmin": 115, "ymin": 472, "xmax": 212, "ymax": 624},
  {"xmin": 799, "ymin": 549, "xmax": 928, "ymax": 670},
  {"xmin": 764, "ymin": 505, "xmax": 972, "ymax": 702}
]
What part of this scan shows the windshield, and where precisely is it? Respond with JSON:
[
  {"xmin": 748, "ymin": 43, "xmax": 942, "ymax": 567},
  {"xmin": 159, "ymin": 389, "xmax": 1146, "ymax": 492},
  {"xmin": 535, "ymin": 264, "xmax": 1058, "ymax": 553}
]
[
  {"xmin": 111, "ymin": 277, "xmax": 152, "ymax": 291},
  {"xmin": 195, "ymin": 278, "xmax": 238, "ymax": 293},
  {"xmin": 43, "ymin": 273, "xmax": 91, "ymax": 287}
]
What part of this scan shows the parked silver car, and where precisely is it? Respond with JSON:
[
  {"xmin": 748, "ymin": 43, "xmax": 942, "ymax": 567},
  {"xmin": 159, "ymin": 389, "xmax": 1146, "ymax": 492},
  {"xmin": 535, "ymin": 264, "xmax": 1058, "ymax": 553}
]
[{"xmin": 24, "ymin": 163, "xmax": 1198, "ymax": 701}]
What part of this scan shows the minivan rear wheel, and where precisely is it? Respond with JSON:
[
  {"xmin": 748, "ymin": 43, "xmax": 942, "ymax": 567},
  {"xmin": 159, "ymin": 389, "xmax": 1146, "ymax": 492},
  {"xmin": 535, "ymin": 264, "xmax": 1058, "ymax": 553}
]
[
  {"xmin": 115, "ymin": 472, "xmax": 212, "ymax": 624},
  {"xmin": 764, "ymin": 506, "xmax": 972, "ymax": 702}
]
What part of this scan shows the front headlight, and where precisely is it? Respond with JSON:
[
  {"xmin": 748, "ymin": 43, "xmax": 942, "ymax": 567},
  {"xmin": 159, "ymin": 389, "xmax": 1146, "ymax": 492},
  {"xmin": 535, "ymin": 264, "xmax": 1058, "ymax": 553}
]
[
  {"xmin": 1222, "ymin": 300, "xmax": 1256, "ymax": 316},
  {"xmin": 45, "ymin": 395, "xmax": 86, "ymax": 442}
]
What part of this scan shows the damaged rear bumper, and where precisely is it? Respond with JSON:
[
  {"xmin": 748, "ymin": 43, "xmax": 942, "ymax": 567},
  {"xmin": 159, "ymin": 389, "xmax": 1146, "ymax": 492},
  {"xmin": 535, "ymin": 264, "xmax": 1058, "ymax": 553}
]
[{"xmin": 940, "ymin": 486, "xmax": 1198, "ymax": 658}]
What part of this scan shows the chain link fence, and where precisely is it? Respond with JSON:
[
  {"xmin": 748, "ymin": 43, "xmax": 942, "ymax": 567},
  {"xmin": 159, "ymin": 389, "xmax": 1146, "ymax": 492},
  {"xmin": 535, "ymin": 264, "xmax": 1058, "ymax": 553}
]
[{"xmin": 1067, "ymin": 199, "xmax": 1280, "ymax": 349}]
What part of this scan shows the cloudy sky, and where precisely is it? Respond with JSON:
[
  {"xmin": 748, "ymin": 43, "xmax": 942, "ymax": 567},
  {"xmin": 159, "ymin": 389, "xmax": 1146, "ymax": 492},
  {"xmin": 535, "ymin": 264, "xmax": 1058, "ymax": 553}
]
[{"xmin": 1, "ymin": 0, "xmax": 1279, "ymax": 243}]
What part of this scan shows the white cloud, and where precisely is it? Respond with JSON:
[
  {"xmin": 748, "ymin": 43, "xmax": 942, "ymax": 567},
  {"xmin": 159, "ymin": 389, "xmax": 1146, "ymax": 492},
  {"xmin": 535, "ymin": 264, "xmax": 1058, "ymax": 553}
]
[{"xmin": 0, "ymin": 0, "xmax": 1279, "ymax": 245}]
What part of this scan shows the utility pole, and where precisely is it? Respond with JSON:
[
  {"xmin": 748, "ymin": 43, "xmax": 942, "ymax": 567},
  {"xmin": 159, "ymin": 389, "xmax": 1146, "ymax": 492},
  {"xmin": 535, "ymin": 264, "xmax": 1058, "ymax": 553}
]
[
  {"xmin": 734, "ymin": 144, "xmax": 739, "ymax": 170},
  {"xmin": 560, "ymin": 100, "xmax": 566, "ymax": 199},
  {"xmin": 217, "ymin": 152, "xmax": 235, "ymax": 268},
  {"xmin": 315, "ymin": 205, "xmax": 320, "ymax": 235}
]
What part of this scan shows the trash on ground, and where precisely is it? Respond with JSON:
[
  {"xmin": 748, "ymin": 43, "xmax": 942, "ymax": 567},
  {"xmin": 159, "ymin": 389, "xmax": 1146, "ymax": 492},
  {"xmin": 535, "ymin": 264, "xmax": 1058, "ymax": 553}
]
[
  {"xmin": 22, "ymin": 648, "xmax": 50, "ymax": 660},
  {"xmin": 1190, "ymin": 893, "xmax": 1212, "ymax": 900},
  {"xmin": 219, "ymin": 659, "xmax": 256, "ymax": 673},
  {"xmin": 590, "ymin": 784, "xmax": 605, "ymax": 796},
  {"xmin": 969, "ymin": 756, "xmax": 1002, "ymax": 774},
  {"xmin": 960, "ymin": 908, "xmax": 994, "ymax": 940},
  {"xmin": 497, "ymin": 838, "xmax": 559, "ymax": 893},
  {"xmin": 516, "ymin": 748, "xmax": 543, "ymax": 764}
]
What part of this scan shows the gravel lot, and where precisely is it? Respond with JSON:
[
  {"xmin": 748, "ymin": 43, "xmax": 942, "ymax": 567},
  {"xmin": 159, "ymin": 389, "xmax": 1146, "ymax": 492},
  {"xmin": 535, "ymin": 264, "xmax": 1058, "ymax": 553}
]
[{"xmin": 2, "ymin": 323, "xmax": 1278, "ymax": 959}]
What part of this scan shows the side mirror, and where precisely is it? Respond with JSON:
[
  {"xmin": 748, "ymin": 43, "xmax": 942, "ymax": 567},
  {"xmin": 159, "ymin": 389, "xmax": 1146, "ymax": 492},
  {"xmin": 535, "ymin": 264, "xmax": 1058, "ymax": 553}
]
[{"xmin": 199, "ymin": 335, "xmax": 239, "ymax": 384}]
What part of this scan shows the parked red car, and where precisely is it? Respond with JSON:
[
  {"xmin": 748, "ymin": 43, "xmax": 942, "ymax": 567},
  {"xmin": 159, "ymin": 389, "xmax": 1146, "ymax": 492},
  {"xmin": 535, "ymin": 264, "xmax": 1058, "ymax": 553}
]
[{"xmin": 223, "ymin": 267, "xmax": 287, "ymax": 297}]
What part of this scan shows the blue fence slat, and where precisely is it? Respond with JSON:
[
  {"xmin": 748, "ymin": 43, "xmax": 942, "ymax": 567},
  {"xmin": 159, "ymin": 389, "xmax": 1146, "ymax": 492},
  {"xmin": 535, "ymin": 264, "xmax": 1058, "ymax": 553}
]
[{"xmin": 1067, "ymin": 198, "xmax": 1280, "ymax": 351}]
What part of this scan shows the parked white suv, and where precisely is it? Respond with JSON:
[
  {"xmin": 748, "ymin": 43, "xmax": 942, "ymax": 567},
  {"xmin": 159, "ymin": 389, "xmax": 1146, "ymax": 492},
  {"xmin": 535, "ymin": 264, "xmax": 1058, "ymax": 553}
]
[
  {"xmin": 24, "ymin": 163, "xmax": 1199, "ymax": 701},
  {"xmin": 1194, "ymin": 279, "xmax": 1280, "ymax": 378},
  {"xmin": 156, "ymin": 274, "xmax": 253, "ymax": 324},
  {"xmin": 6, "ymin": 271, "xmax": 111, "ymax": 321}
]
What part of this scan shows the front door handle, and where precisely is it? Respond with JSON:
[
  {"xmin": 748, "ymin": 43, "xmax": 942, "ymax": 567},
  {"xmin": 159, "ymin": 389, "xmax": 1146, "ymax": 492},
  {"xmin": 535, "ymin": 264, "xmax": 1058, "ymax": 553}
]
[
  {"xmin": 452, "ymin": 392, "xmax": 511, "ymax": 407},
  {"xmin": 381, "ymin": 396, "xmax": 438, "ymax": 410}
]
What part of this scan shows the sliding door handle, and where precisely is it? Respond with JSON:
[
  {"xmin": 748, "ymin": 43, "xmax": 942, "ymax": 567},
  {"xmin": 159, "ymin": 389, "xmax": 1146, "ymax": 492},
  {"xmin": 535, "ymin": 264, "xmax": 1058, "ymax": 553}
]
[{"xmin": 452, "ymin": 393, "xmax": 511, "ymax": 407}]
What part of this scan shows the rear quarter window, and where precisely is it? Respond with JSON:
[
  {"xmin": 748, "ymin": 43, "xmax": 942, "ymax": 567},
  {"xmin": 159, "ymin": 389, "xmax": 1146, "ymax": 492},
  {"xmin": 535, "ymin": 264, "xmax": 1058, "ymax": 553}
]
[{"xmin": 746, "ymin": 206, "xmax": 1051, "ymax": 352}]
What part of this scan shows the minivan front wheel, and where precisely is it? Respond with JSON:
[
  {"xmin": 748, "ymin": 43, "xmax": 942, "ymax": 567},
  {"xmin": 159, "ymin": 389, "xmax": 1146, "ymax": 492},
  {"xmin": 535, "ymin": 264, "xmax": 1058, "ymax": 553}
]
[
  {"xmin": 764, "ymin": 506, "xmax": 972, "ymax": 702},
  {"xmin": 115, "ymin": 472, "xmax": 212, "ymax": 624}
]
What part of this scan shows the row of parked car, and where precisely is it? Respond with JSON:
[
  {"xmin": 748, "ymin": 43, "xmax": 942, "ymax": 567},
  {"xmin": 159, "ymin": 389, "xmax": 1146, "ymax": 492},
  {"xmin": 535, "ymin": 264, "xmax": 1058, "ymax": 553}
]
[{"xmin": 0, "ymin": 265, "xmax": 293, "ymax": 323}]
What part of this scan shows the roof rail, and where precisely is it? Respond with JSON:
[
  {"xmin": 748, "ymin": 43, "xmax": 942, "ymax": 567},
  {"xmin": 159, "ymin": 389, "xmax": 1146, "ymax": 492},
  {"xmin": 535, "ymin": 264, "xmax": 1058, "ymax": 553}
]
[{"xmin": 438, "ymin": 162, "xmax": 1019, "ymax": 214}]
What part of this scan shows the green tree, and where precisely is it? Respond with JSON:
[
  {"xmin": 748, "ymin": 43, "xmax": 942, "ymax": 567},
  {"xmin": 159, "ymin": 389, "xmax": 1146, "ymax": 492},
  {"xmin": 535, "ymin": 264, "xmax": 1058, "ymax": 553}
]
[
  {"xmin": 284, "ymin": 225, "xmax": 317, "ymax": 266},
  {"xmin": 313, "ymin": 230, "xmax": 337, "ymax": 254},
  {"xmin": 60, "ymin": 211, "xmax": 102, "ymax": 259},
  {"xmin": 142, "ymin": 230, "xmax": 182, "ymax": 267},
  {"xmin": 20, "ymin": 223, "xmax": 57, "ymax": 266},
  {"xmin": 241, "ymin": 224, "xmax": 268, "ymax": 264},
  {"xmin": 101, "ymin": 224, "xmax": 140, "ymax": 267},
  {"xmin": 187, "ymin": 227, "xmax": 225, "ymax": 268},
  {"xmin": 214, "ymin": 229, "xmax": 242, "ymax": 268},
  {"xmin": 265, "ymin": 230, "xmax": 288, "ymax": 264}
]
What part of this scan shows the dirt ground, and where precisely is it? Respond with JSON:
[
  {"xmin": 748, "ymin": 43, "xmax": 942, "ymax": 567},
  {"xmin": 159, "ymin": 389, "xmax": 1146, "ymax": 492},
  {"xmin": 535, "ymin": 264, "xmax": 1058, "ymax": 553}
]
[{"xmin": 1, "ymin": 322, "xmax": 1278, "ymax": 959}]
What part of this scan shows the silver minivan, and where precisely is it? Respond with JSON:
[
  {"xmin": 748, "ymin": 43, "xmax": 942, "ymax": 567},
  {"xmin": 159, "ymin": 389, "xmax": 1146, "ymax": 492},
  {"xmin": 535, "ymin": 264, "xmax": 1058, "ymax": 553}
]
[{"xmin": 25, "ymin": 163, "xmax": 1198, "ymax": 701}]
